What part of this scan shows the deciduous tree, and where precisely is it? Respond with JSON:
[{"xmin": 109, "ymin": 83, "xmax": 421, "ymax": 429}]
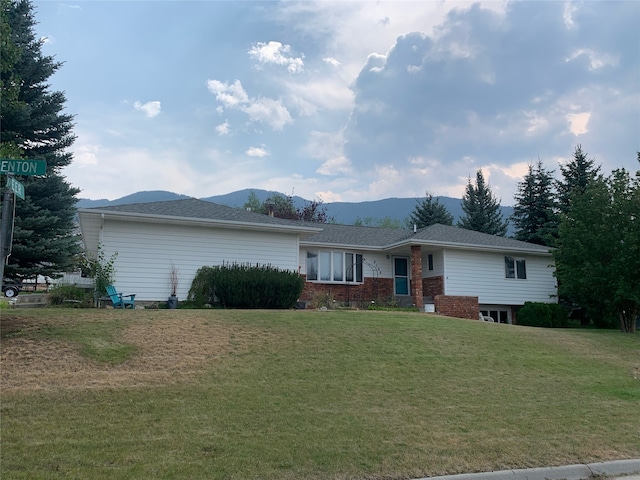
[{"xmin": 554, "ymin": 159, "xmax": 639, "ymax": 332}]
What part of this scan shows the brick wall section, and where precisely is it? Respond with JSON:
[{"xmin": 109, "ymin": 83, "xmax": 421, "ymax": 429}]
[
  {"xmin": 299, "ymin": 276, "xmax": 394, "ymax": 307},
  {"xmin": 435, "ymin": 295, "xmax": 479, "ymax": 320},
  {"xmin": 410, "ymin": 246, "xmax": 424, "ymax": 309},
  {"xmin": 422, "ymin": 276, "xmax": 444, "ymax": 298}
]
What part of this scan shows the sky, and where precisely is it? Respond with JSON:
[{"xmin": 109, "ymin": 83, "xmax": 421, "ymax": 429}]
[{"xmin": 33, "ymin": 0, "xmax": 639, "ymax": 205}]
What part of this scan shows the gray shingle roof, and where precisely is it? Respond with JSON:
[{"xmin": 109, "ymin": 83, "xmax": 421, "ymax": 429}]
[
  {"xmin": 300, "ymin": 223, "xmax": 410, "ymax": 247},
  {"xmin": 411, "ymin": 223, "xmax": 551, "ymax": 252},
  {"xmin": 302, "ymin": 222, "xmax": 551, "ymax": 253},
  {"xmin": 80, "ymin": 198, "xmax": 316, "ymax": 228},
  {"xmin": 82, "ymin": 199, "xmax": 551, "ymax": 254}
]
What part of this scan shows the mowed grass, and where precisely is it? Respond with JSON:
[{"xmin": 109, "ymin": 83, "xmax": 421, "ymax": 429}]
[{"xmin": 1, "ymin": 309, "xmax": 638, "ymax": 480}]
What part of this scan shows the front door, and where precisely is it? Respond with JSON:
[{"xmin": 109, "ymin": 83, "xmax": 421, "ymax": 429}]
[{"xmin": 394, "ymin": 257, "xmax": 409, "ymax": 295}]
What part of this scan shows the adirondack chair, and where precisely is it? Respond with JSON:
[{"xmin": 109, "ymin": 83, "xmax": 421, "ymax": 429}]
[{"xmin": 105, "ymin": 285, "xmax": 136, "ymax": 309}]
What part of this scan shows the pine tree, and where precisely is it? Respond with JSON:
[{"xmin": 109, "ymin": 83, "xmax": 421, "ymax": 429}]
[
  {"xmin": 409, "ymin": 192, "xmax": 453, "ymax": 228},
  {"xmin": 556, "ymin": 144, "xmax": 601, "ymax": 215},
  {"xmin": 0, "ymin": 0, "xmax": 81, "ymax": 279},
  {"xmin": 511, "ymin": 161, "xmax": 558, "ymax": 246},
  {"xmin": 457, "ymin": 169, "xmax": 508, "ymax": 236}
]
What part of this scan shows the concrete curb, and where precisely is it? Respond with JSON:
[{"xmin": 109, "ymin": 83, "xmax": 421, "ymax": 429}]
[{"xmin": 418, "ymin": 459, "xmax": 640, "ymax": 480}]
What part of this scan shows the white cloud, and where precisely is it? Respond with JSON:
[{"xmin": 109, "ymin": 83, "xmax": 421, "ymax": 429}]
[
  {"xmin": 323, "ymin": 56, "xmax": 341, "ymax": 67},
  {"xmin": 246, "ymin": 146, "xmax": 270, "ymax": 157},
  {"xmin": 207, "ymin": 79, "xmax": 292, "ymax": 130},
  {"xmin": 206, "ymin": 80, "xmax": 249, "ymax": 107},
  {"xmin": 316, "ymin": 156, "xmax": 352, "ymax": 176},
  {"xmin": 215, "ymin": 121, "xmax": 230, "ymax": 136},
  {"xmin": 248, "ymin": 41, "xmax": 305, "ymax": 74},
  {"xmin": 241, "ymin": 98, "xmax": 292, "ymax": 130},
  {"xmin": 566, "ymin": 48, "xmax": 618, "ymax": 70},
  {"xmin": 566, "ymin": 112, "xmax": 591, "ymax": 135},
  {"xmin": 133, "ymin": 100, "xmax": 161, "ymax": 118}
]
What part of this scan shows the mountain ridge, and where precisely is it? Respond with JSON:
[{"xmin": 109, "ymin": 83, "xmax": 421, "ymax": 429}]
[{"xmin": 76, "ymin": 189, "xmax": 514, "ymax": 230}]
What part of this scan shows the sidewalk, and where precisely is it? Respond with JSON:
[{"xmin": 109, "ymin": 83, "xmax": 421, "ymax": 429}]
[{"xmin": 418, "ymin": 459, "xmax": 640, "ymax": 480}]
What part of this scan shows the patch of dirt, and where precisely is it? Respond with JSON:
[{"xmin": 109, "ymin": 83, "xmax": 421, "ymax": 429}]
[{"xmin": 0, "ymin": 313, "xmax": 260, "ymax": 394}]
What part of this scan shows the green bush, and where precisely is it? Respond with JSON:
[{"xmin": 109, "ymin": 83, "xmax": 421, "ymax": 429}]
[
  {"xmin": 517, "ymin": 302, "xmax": 569, "ymax": 328},
  {"xmin": 48, "ymin": 284, "xmax": 93, "ymax": 308},
  {"xmin": 188, "ymin": 263, "xmax": 304, "ymax": 309}
]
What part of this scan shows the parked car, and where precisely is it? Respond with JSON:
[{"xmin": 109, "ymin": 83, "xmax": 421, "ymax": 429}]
[{"xmin": 2, "ymin": 278, "xmax": 22, "ymax": 298}]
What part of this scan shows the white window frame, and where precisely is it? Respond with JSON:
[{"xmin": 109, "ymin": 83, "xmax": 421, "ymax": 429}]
[
  {"xmin": 306, "ymin": 250, "xmax": 363, "ymax": 283},
  {"xmin": 504, "ymin": 256, "xmax": 527, "ymax": 280}
]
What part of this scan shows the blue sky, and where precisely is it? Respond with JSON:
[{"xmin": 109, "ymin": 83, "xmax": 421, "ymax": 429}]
[{"xmin": 34, "ymin": 1, "xmax": 639, "ymax": 204}]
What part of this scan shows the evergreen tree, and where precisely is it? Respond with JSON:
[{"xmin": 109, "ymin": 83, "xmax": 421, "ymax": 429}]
[
  {"xmin": 556, "ymin": 144, "xmax": 601, "ymax": 215},
  {"xmin": 409, "ymin": 192, "xmax": 453, "ymax": 228},
  {"xmin": 457, "ymin": 169, "xmax": 508, "ymax": 236},
  {"xmin": 0, "ymin": 0, "xmax": 80, "ymax": 279},
  {"xmin": 511, "ymin": 161, "xmax": 558, "ymax": 246}
]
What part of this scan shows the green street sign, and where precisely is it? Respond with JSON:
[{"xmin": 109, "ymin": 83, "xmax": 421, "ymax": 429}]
[
  {"xmin": 7, "ymin": 176, "xmax": 25, "ymax": 200},
  {"xmin": 0, "ymin": 158, "xmax": 46, "ymax": 176}
]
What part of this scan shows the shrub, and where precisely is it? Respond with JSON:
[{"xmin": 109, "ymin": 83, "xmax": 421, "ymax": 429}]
[
  {"xmin": 188, "ymin": 263, "xmax": 304, "ymax": 309},
  {"xmin": 48, "ymin": 284, "xmax": 93, "ymax": 308},
  {"xmin": 517, "ymin": 302, "xmax": 569, "ymax": 328}
]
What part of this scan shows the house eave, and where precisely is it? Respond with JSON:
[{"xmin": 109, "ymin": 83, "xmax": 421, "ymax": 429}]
[{"xmin": 390, "ymin": 238, "xmax": 553, "ymax": 256}]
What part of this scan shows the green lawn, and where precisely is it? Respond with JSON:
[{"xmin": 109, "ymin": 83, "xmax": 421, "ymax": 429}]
[{"xmin": 1, "ymin": 309, "xmax": 638, "ymax": 479}]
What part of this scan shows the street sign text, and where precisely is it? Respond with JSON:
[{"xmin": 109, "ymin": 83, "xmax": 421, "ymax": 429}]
[
  {"xmin": 0, "ymin": 158, "xmax": 47, "ymax": 176},
  {"xmin": 7, "ymin": 176, "xmax": 25, "ymax": 200}
]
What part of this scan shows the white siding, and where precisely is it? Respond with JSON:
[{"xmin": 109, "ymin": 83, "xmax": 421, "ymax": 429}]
[
  {"xmin": 442, "ymin": 249, "xmax": 557, "ymax": 305},
  {"xmin": 102, "ymin": 220, "xmax": 300, "ymax": 301},
  {"xmin": 422, "ymin": 249, "xmax": 445, "ymax": 277}
]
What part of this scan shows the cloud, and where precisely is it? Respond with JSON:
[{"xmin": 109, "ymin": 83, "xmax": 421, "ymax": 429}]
[
  {"xmin": 248, "ymin": 41, "xmax": 304, "ymax": 74},
  {"xmin": 323, "ymin": 56, "xmax": 341, "ymax": 67},
  {"xmin": 206, "ymin": 80, "xmax": 249, "ymax": 108},
  {"xmin": 207, "ymin": 79, "xmax": 292, "ymax": 130},
  {"xmin": 133, "ymin": 100, "xmax": 161, "ymax": 118},
  {"xmin": 215, "ymin": 121, "xmax": 230, "ymax": 136},
  {"xmin": 566, "ymin": 112, "xmax": 590, "ymax": 135},
  {"xmin": 246, "ymin": 146, "xmax": 270, "ymax": 157}
]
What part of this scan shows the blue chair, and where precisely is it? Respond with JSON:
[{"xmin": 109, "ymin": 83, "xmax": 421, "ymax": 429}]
[{"xmin": 105, "ymin": 285, "xmax": 136, "ymax": 309}]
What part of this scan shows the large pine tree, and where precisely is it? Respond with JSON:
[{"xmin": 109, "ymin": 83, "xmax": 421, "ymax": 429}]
[
  {"xmin": 408, "ymin": 192, "xmax": 453, "ymax": 228},
  {"xmin": 511, "ymin": 161, "xmax": 558, "ymax": 246},
  {"xmin": 457, "ymin": 169, "xmax": 508, "ymax": 236},
  {"xmin": 0, "ymin": 0, "xmax": 80, "ymax": 279},
  {"xmin": 556, "ymin": 144, "xmax": 601, "ymax": 215}
]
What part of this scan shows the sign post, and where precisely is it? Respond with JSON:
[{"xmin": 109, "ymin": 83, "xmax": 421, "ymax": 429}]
[{"xmin": 0, "ymin": 158, "xmax": 46, "ymax": 289}]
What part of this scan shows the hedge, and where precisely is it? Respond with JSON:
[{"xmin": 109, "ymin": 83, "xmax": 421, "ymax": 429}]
[
  {"xmin": 517, "ymin": 302, "xmax": 569, "ymax": 328},
  {"xmin": 188, "ymin": 263, "xmax": 304, "ymax": 309}
]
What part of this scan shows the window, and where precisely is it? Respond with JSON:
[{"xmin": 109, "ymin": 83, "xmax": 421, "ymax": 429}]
[
  {"xmin": 306, "ymin": 251, "xmax": 363, "ymax": 283},
  {"xmin": 428, "ymin": 254, "xmax": 434, "ymax": 271},
  {"xmin": 505, "ymin": 256, "xmax": 526, "ymax": 279}
]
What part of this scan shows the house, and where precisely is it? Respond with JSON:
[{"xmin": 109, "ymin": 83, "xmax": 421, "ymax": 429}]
[{"xmin": 77, "ymin": 198, "xmax": 557, "ymax": 322}]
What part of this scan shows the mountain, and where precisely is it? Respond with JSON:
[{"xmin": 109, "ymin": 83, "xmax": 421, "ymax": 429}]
[
  {"xmin": 77, "ymin": 191, "xmax": 191, "ymax": 208},
  {"xmin": 77, "ymin": 189, "xmax": 514, "ymax": 232}
]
